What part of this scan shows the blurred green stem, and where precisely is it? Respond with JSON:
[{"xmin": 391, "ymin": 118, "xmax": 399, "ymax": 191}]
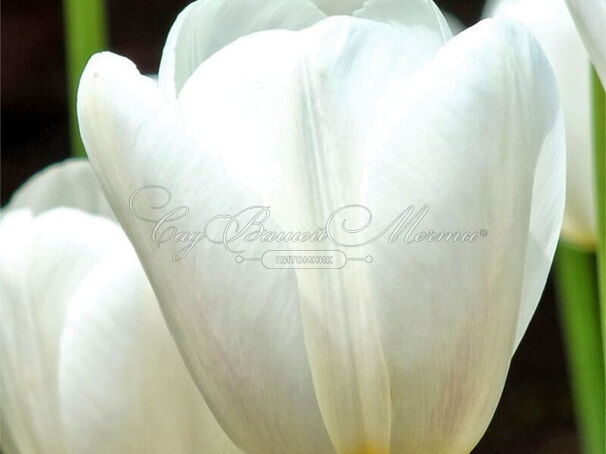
[
  {"xmin": 592, "ymin": 66, "xmax": 606, "ymax": 454},
  {"xmin": 557, "ymin": 243, "xmax": 605, "ymax": 454},
  {"xmin": 64, "ymin": 0, "xmax": 108, "ymax": 157},
  {"xmin": 593, "ymin": 68, "xmax": 606, "ymax": 356}
]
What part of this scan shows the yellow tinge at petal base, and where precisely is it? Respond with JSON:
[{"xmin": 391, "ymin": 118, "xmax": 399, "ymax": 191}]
[{"xmin": 347, "ymin": 446, "xmax": 389, "ymax": 454}]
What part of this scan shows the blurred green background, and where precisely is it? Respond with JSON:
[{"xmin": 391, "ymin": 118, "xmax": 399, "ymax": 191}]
[{"xmin": 0, "ymin": 1, "xmax": 582, "ymax": 452}]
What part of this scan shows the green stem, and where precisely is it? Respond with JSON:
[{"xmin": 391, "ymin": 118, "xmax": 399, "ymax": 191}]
[
  {"xmin": 593, "ymin": 68, "xmax": 606, "ymax": 354},
  {"xmin": 63, "ymin": 0, "xmax": 108, "ymax": 157},
  {"xmin": 592, "ymin": 65, "xmax": 606, "ymax": 454},
  {"xmin": 557, "ymin": 243, "xmax": 605, "ymax": 454}
]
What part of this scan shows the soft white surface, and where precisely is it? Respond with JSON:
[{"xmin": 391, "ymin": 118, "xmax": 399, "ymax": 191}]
[
  {"xmin": 485, "ymin": 0, "xmax": 596, "ymax": 248},
  {"xmin": 78, "ymin": 1, "xmax": 565, "ymax": 452},
  {"xmin": 1, "ymin": 161, "xmax": 241, "ymax": 454}
]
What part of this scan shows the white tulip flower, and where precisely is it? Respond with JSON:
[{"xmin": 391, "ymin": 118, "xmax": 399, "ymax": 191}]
[
  {"xmin": 565, "ymin": 0, "xmax": 606, "ymax": 87},
  {"xmin": 0, "ymin": 160, "xmax": 241, "ymax": 454},
  {"xmin": 485, "ymin": 0, "xmax": 597, "ymax": 248},
  {"xmin": 77, "ymin": 0, "xmax": 566, "ymax": 453}
]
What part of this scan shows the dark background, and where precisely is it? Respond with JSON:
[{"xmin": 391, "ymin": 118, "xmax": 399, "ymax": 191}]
[{"xmin": 1, "ymin": 1, "xmax": 579, "ymax": 452}]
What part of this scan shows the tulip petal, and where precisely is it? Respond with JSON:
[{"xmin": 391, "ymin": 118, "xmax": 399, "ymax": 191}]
[
  {"xmin": 6, "ymin": 158, "xmax": 114, "ymax": 219},
  {"xmin": 0, "ymin": 209, "xmax": 125, "ymax": 453},
  {"xmin": 356, "ymin": 19, "xmax": 563, "ymax": 452},
  {"xmin": 177, "ymin": 16, "xmax": 442, "ymax": 234},
  {"xmin": 158, "ymin": 0, "xmax": 325, "ymax": 98},
  {"xmin": 176, "ymin": 16, "xmax": 449, "ymax": 452},
  {"xmin": 565, "ymin": 0, "xmax": 606, "ymax": 86},
  {"xmin": 309, "ymin": 0, "xmax": 367, "ymax": 15},
  {"xmin": 485, "ymin": 0, "xmax": 596, "ymax": 248},
  {"xmin": 354, "ymin": 0, "xmax": 453, "ymax": 42},
  {"xmin": 78, "ymin": 52, "xmax": 335, "ymax": 454},
  {"xmin": 483, "ymin": 0, "xmax": 581, "ymax": 338},
  {"xmin": 1, "ymin": 207, "xmax": 241, "ymax": 453},
  {"xmin": 58, "ymin": 242, "xmax": 242, "ymax": 454}
]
